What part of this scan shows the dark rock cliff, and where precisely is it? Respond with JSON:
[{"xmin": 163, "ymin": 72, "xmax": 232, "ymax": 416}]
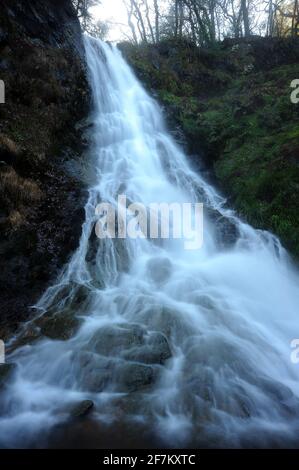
[{"xmin": 0, "ymin": 0, "xmax": 90, "ymax": 339}]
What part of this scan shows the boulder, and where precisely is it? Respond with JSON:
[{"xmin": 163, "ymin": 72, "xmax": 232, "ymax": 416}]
[
  {"xmin": 0, "ymin": 363, "xmax": 16, "ymax": 389},
  {"xmin": 115, "ymin": 362, "xmax": 158, "ymax": 393},
  {"xmin": 123, "ymin": 332, "xmax": 172, "ymax": 365},
  {"xmin": 75, "ymin": 351, "xmax": 112, "ymax": 393},
  {"xmin": 146, "ymin": 257, "xmax": 172, "ymax": 284},
  {"xmin": 89, "ymin": 324, "xmax": 145, "ymax": 357},
  {"xmin": 37, "ymin": 310, "xmax": 81, "ymax": 340},
  {"xmin": 136, "ymin": 306, "xmax": 193, "ymax": 340},
  {"xmin": 71, "ymin": 400, "xmax": 94, "ymax": 418},
  {"xmin": 89, "ymin": 323, "xmax": 172, "ymax": 365},
  {"xmin": 206, "ymin": 207, "xmax": 239, "ymax": 248}
]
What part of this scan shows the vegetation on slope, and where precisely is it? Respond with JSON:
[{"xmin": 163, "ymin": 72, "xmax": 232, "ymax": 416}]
[{"xmin": 121, "ymin": 37, "xmax": 299, "ymax": 258}]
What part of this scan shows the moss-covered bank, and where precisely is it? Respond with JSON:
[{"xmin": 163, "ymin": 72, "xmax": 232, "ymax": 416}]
[{"xmin": 120, "ymin": 38, "xmax": 299, "ymax": 258}]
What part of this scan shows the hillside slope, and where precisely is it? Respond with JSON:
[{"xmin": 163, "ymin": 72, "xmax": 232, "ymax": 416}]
[
  {"xmin": 121, "ymin": 38, "xmax": 299, "ymax": 259},
  {"xmin": 0, "ymin": 0, "xmax": 90, "ymax": 338}
]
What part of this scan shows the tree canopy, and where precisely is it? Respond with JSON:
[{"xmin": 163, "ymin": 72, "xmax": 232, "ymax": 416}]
[{"xmin": 73, "ymin": 0, "xmax": 299, "ymax": 44}]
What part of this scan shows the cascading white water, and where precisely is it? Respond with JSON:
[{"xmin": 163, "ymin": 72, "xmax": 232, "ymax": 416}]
[{"xmin": 1, "ymin": 36, "xmax": 299, "ymax": 448}]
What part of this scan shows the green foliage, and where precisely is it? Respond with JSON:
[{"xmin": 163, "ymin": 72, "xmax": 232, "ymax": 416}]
[{"xmin": 122, "ymin": 39, "xmax": 299, "ymax": 258}]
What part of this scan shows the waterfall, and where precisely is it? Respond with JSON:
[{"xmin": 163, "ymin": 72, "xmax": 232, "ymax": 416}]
[{"xmin": 1, "ymin": 36, "xmax": 299, "ymax": 448}]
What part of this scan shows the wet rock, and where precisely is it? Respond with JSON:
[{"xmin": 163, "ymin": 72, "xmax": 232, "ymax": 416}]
[
  {"xmin": 112, "ymin": 238, "xmax": 131, "ymax": 274},
  {"xmin": 45, "ymin": 283, "xmax": 91, "ymax": 317},
  {"xmin": 89, "ymin": 323, "xmax": 172, "ymax": 366},
  {"xmin": 37, "ymin": 310, "xmax": 81, "ymax": 341},
  {"xmin": 113, "ymin": 392, "xmax": 147, "ymax": 418},
  {"xmin": 146, "ymin": 257, "xmax": 172, "ymax": 284},
  {"xmin": 116, "ymin": 362, "xmax": 158, "ymax": 392},
  {"xmin": 71, "ymin": 400, "xmax": 94, "ymax": 418},
  {"xmin": 148, "ymin": 333, "xmax": 172, "ymax": 363},
  {"xmin": 71, "ymin": 324, "xmax": 172, "ymax": 393},
  {"xmin": 89, "ymin": 324, "xmax": 145, "ymax": 357},
  {"xmin": 206, "ymin": 207, "xmax": 239, "ymax": 248},
  {"xmin": 259, "ymin": 376, "xmax": 299, "ymax": 415},
  {"xmin": 216, "ymin": 217, "xmax": 239, "ymax": 247},
  {"xmin": 74, "ymin": 350, "xmax": 160, "ymax": 394},
  {"xmin": 76, "ymin": 351, "xmax": 112, "ymax": 392},
  {"xmin": 0, "ymin": 363, "xmax": 16, "ymax": 389},
  {"xmin": 138, "ymin": 306, "xmax": 193, "ymax": 340},
  {"xmin": 7, "ymin": 324, "xmax": 41, "ymax": 352},
  {"xmin": 123, "ymin": 332, "xmax": 172, "ymax": 365},
  {"xmin": 0, "ymin": 27, "xmax": 8, "ymax": 45}
]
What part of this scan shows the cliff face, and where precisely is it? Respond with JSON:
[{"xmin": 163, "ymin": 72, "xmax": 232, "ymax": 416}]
[
  {"xmin": 0, "ymin": 0, "xmax": 90, "ymax": 339},
  {"xmin": 121, "ymin": 38, "xmax": 299, "ymax": 259}
]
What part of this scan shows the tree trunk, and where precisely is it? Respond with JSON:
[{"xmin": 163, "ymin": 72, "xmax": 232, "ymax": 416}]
[
  {"xmin": 132, "ymin": 0, "xmax": 148, "ymax": 43},
  {"xmin": 241, "ymin": 0, "xmax": 250, "ymax": 37},
  {"xmin": 126, "ymin": 1, "xmax": 138, "ymax": 44},
  {"xmin": 209, "ymin": 0, "xmax": 216, "ymax": 42},
  {"xmin": 145, "ymin": 0, "xmax": 155, "ymax": 42},
  {"xmin": 153, "ymin": 0, "xmax": 160, "ymax": 42},
  {"xmin": 175, "ymin": 0, "xmax": 179, "ymax": 37},
  {"xmin": 267, "ymin": 0, "xmax": 274, "ymax": 36}
]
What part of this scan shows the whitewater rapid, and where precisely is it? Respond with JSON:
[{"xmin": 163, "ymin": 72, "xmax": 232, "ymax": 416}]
[{"xmin": 1, "ymin": 37, "xmax": 299, "ymax": 448}]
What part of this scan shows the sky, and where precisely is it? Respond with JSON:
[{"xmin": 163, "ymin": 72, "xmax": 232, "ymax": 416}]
[{"xmin": 90, "ymin": 0, "xmax": 130, "ymax": 42}]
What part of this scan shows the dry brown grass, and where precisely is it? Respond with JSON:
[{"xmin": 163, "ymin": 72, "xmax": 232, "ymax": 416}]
[
  {"xmin": 7, "ymin": 209, "xmax": 24, "ymax": 230},
  {"xmin": 0, "ymin": 166, "xmax": 42, "ymax": 205},
  {"xmin": 0, "ymin": 134, "xmax": 20, "ymax": 157}
]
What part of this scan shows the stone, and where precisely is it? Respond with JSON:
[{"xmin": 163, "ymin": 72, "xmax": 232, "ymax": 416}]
[
  {"xmin": 8, "ymin": 324, "xmax": 41, "ymax": 352},
  {"xmin": 0, "ymin": 363, "xmax": 16, "ymax": 389},
  {"xmin": 89, "ymin": 323, "xmax": 172, "ymax": 366},
  {"xmin": 37, "ymin": 310, "xmax": 81, "ymax": 341},
  {"xmin": 146, "ymin": 257, "xmax": 172, "ymax": 284},
  {"xmin": 206, "ymin": 207, "xmax": 239, "ymax": 248},
  {"xmin": 89, "ymin": 324, "xmax": 145, "ymax": 357},
  {"xmin": 137, "ymin": 306, "xmax": 193, "ymax": 340},
  {"xmin": 75, "ymin": 351, "xmax": 112, "ymax": 393},
  {"xmin": 0, "ymin": 27, "xmax": 8, "ymax": 45},
  {"xmin": 115, "ymin": 362, "xmax": 158, "ymax": 392},
  {"xmin": 71, "ymin": 400, "xmax": 94, "ymax": 418},
  {"xmin": 122, "ymin": 332, "xmax": 172, "ymax": 365}
]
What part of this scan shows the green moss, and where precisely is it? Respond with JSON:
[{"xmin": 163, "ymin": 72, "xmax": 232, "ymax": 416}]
[{"xmin": 122, "ymin": 38, "xmax": 299, "ymax": 258}]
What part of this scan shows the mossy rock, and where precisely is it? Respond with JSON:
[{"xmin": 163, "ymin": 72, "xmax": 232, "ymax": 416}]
[{"xmin": 36, "ymin": 309, "xmax": 82, "ymax": 341}]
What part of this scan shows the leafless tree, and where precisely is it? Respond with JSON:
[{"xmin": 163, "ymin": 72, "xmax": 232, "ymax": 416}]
[
  {"xmin": 120, "ymin": 0, "xmax": 299, "ymax": 45},
  {"xmin": 153, "ymin": 0, "xmax": 161, "ymax": 41},
  {"xmin": 72, "ymin": 0, "xmax": 100, "ymax": 32},
  {"xmin": 124, "ymin": 0, "xmax": 139, "ymax": 43}
]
